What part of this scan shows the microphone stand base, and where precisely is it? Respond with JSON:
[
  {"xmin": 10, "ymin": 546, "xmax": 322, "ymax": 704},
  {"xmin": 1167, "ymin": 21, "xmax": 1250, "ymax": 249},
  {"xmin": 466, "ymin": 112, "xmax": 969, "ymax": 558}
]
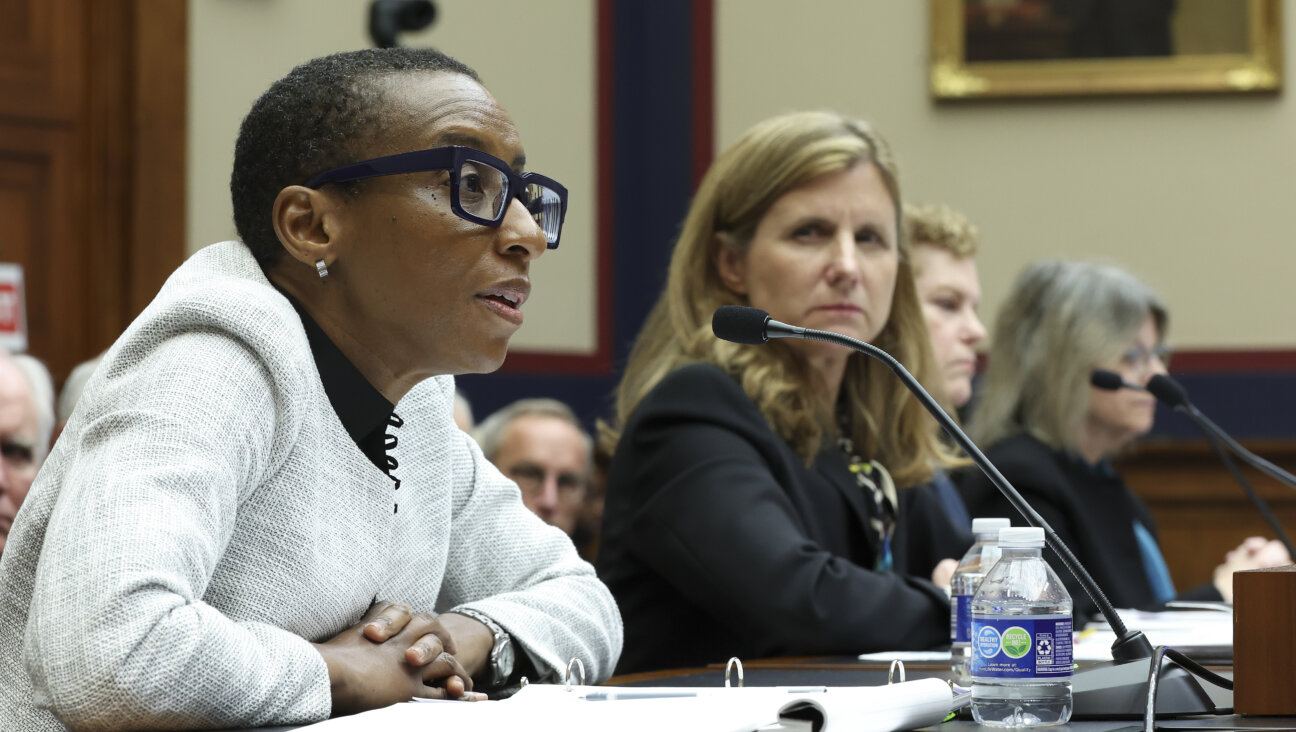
[{"xmin": 1072, "ymin": 659, "xmax": 1224, "ymax": 719}]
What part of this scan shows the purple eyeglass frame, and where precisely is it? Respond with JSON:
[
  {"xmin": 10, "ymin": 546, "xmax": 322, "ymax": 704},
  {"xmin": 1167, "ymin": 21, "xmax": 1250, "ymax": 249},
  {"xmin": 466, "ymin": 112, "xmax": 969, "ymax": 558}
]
[{"xmin": 305, "ymin": 145, "xmax": 568, "ymax": 249}]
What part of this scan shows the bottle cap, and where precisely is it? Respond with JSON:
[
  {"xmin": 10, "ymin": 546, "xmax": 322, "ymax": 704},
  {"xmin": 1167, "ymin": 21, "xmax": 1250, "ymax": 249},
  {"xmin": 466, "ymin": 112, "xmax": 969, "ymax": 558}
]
[
  {"xmin": 971, "ymin": 517, "xmax": 1011, "ymax": 535},
  {"xmin": 998, "ymin": 526, "xmax": 1045, "ymax": 548}
]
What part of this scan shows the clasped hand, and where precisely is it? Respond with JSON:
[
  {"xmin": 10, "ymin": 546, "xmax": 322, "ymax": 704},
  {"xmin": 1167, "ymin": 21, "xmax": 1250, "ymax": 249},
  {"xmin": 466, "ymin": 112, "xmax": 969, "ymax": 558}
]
[
  {"xmin": 1213, "ymin": 536, "xmax": 1293, "ymax": 602},
  {"xmin": 313, "ymin": 600, "xmax": 487, "ymax": 716}
]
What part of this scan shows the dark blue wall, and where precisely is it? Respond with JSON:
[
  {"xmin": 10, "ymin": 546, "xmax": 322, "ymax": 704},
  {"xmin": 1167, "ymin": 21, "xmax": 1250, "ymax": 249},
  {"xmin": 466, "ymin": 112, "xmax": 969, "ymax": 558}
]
[
  {"xmin": 1151, "ymin": 373, "xmax": 1296, "ymax": 440},
  {"xmin": 457, "ymin": 0, "xmax": 707, "ymax": 433}
]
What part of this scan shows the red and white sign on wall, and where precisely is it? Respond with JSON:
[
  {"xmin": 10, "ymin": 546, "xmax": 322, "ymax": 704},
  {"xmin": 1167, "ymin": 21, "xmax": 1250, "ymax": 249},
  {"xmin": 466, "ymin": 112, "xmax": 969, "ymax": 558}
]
[{"xmin": 0, "ymin": 264, "xmax": 27, "ymax": 353}]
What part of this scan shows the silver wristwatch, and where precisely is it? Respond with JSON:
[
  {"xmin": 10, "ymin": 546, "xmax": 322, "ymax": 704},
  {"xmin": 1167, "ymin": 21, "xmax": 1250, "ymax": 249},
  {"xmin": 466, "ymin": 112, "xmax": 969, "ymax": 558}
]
[{"xmin": 454, "ymin": 608, "xmax": 515, "ymax": 688}]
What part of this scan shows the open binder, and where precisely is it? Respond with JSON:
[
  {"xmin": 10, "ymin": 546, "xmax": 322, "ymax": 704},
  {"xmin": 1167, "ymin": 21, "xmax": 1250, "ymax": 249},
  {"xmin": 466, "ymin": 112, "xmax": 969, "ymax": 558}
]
[{"xmin": 303, "ymin": 675, "xmax": 959, "ymax": 732}]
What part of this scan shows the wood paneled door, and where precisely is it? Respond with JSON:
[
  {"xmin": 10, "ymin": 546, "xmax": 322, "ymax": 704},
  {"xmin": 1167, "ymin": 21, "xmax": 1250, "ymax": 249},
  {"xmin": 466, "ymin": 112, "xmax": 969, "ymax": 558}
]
[{"xmin": 0, "ymin": 0, "xmax": 186, "ymax": 385}]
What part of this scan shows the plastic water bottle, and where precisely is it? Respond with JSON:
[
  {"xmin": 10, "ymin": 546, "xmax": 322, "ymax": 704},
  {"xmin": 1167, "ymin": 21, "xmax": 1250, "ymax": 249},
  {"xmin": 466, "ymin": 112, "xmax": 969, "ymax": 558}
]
[
  {"xmin": 950, "ymin": 517, "xmax": 1011, "ymax": 683},
  {"xmin": 970, "ymin": 526, "xmax": 1073, "ymax": 727}
]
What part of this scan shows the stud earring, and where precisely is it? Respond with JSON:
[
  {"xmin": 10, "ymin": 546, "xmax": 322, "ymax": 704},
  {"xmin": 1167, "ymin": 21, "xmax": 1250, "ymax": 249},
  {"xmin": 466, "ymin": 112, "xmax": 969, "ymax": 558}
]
[{"xmin": 315, "ymin": 260, "xmax": 329, "ymax": 279}]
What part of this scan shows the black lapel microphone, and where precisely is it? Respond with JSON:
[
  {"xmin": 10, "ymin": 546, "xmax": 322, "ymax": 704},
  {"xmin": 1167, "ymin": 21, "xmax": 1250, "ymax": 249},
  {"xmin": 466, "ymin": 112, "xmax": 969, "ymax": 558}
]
[
  {"xmin": 712, "ymin": 305, "xmax": 1224, "ymax": 717},
  {"xmin": 1093, "ymin": 370, "xmax": 1296, "ymax": 558},
  {"xmin": 1090, "ymin": 369, "xmax": 1147, "ymax": 393}
]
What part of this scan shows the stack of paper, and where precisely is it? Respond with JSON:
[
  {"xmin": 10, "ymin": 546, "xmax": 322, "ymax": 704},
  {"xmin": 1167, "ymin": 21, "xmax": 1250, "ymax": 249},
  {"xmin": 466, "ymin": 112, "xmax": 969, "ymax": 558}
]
[{"xmin": 1075, "ymin": 607, "xmax": 1233, "ymax": 661}]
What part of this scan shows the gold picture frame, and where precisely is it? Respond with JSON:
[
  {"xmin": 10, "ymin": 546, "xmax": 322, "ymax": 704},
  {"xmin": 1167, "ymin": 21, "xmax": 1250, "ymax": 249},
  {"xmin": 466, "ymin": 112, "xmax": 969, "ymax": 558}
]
[{"xmin": 931, "ymin": 0, "xmax": 1283, "ymax": 99}]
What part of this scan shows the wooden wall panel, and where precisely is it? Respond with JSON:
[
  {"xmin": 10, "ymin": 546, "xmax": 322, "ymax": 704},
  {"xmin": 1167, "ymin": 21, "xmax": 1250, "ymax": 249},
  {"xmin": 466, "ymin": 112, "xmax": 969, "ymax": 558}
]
[
  {"xmin": 85, "ymin": 1, "xmax": 133, "ymax": 350},
  {"xmin": 0, "ymin": 125, "xmax": 90, "ymax": 365},
  {"xmin": 0, "ymin": 0, "xmax": 185, "ymax": 385},
  {"xmin": 127, "ymin": 0, "xmax": 187, "ymax": 316},
  {"xmin": 0, "ymin": 0, "xmax": 86, "ymax": 122}
]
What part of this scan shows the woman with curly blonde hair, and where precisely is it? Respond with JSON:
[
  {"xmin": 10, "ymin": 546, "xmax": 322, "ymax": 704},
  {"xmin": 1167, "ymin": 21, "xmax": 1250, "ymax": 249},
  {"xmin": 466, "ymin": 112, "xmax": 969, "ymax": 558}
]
[
  {"xmin": 597, "ymin": 111, "xmax": 970, "ymax": 674},
  {"xmin": 905, "ymin": 203, "xmax": 986, "ymax": 413},
  {"xmin": 902, "ymin": 202, "xmax": 988, "ymax": 528}
]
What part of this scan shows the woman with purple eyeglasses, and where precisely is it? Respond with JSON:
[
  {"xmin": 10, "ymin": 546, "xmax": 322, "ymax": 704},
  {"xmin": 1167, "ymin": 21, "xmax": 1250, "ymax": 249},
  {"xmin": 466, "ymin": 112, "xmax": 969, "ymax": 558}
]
[{"xmin": 0, "ymin": 48, "xmax": 620, "ymax": 730}]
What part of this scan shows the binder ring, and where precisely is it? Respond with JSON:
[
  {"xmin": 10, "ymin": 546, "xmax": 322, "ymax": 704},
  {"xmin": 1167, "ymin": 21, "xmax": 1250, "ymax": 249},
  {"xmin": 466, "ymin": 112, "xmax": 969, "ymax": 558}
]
[
  {"xmin": 888, "ymin": 659, "xmax": 906, "ymax": 684},
  {"xmin": 724, "ymin": 657, "xmax": 745, "ymax": 688},
  {"xmin": 564, "ymin": 657, "xmax": 586, "ymax": 690}
]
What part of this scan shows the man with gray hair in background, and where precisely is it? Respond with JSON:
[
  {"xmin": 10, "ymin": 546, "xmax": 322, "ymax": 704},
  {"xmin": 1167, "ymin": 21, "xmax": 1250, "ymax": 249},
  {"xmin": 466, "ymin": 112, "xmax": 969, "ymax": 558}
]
[
  {"xmin": 0, "ymin": 350, "xmax": 55, "ymax": 556},
  {"xmin": 474, "ymin": 398, "xmax": 592, "ymax": 538}
]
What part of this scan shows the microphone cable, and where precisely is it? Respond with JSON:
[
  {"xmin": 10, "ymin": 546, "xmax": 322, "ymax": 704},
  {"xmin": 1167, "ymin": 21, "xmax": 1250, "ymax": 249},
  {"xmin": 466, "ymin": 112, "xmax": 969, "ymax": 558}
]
[
  {"xmin": 716, "ymin": 308, "xmax": 1248, "ymax": 718},
  {"xmin": 716, "ymin": 306, "xmax": 1153, "ymax": 661},
  {"xmin": 1195, "ymin": 425, "xmax": 1296, "ymax": 570},
  {"xmin": 1146, "ymin": 374, "xmax": 1296, "ymax": 491},
  {"xmin": 1093, "ymin": 367, "xmax": 1296, "ymax": 562},
  {"xmin": 1095, "ymin": 370, "xmax": 1296, "ymax": 560}
]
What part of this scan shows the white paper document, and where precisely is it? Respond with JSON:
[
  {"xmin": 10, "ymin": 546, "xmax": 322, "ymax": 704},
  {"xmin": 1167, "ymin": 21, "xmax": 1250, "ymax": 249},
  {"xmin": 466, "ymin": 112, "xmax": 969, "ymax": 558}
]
[
  {"xmin": 1075, "ymin": 608, "xmax": 1233, "ymax": 661},
  {"xmin": 299, "ymin": 677, "xmax": 955, "ymax": 732},
  {"xmin": 856, "ymin": 650, "xmax": 951, "ymax": 663}
]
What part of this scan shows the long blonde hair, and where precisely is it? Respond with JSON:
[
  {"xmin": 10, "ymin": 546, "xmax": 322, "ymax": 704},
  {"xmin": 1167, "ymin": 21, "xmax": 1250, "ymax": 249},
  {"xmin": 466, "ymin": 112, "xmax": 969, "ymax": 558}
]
[
  {"xmin": 970, "ymin": 260, "xmax": 1168, "ymax": 451},
  {"xmin": 602, "ymin": 111, "xmax": 959, "ymax": 487}
]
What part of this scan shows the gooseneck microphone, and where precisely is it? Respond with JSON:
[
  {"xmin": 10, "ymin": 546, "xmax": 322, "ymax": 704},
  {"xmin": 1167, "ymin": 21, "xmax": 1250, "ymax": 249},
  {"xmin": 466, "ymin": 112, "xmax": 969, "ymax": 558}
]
[
  {"xmin": 1148, "ymin": 374, "xmax": 1296, "ymax": 491},
  {"xmin": 1092, "ymin": 370, "xmax": 1296, "ymax": 559},
  {"xmin": 1146, "ymin": 374, "xmax": 1189, "ymax": 409},
  {"xmin": 715, "ymin": 307, "xmax": 1149, "ymax": 657},
  {"xmin": 712, "ymin": 304, "xmax": 807, "ymax": 343},
  {"xmin": 714, "ymin": 306, "xmax": 1225, "ymax": 717}
]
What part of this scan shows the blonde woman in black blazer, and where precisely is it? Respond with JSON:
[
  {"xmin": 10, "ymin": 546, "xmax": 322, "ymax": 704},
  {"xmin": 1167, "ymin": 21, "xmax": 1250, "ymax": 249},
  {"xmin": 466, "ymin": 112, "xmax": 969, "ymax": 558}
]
[{"xmin": 597, "ymin": 112, "xmax": 970, "ymax": 675}]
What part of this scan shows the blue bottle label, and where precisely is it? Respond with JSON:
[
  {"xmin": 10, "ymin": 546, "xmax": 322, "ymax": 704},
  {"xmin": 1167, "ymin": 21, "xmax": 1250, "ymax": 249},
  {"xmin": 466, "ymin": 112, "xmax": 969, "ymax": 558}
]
[
  {"xmin": 970, "ymin": 614, "xmax": 1073, "ymax": 679},
  {"xmin": 952, "ymin": 594, "xmax": 972, "ymax": 643}
]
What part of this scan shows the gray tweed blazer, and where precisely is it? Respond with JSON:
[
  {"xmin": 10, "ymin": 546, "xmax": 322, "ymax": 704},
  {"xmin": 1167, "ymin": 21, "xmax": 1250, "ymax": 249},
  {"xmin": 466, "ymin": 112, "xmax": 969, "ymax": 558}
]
[{"xmin": 0, "ymin": 241, "xmax": 622, "ymax": 730}]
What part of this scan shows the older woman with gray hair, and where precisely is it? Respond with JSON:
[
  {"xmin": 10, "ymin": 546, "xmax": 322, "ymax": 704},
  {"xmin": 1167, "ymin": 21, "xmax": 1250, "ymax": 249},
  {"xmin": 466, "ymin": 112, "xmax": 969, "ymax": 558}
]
[{"xmin": 959, "ymin": 260, "xmax": 1287, "ymax": 620}]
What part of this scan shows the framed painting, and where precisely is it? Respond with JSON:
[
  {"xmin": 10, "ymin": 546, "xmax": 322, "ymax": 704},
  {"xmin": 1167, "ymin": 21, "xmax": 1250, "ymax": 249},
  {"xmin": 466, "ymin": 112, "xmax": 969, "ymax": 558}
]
[{"xmin": 930, "ymin": 0, "xmax": 1283, "ymax": 99}]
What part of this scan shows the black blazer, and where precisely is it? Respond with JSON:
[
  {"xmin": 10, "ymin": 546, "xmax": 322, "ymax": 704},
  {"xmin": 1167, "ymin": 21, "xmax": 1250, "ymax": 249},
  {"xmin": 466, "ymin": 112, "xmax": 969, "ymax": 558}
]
[
  {"xmin": 597, "ymin": 364, "xmax": 970, "ymax": 674},
  {"xmin": 956, "ymin": 433, "xmax": 1220, "ymax": 621}
]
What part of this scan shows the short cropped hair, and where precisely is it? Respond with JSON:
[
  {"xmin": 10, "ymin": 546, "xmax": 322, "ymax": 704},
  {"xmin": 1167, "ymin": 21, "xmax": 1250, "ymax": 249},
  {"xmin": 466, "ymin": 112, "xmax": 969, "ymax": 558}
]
[
  {"xmin": 474, "ymin": 398, "xmax": 593, "ymax": 471},
  {"xmin": 8, "ymin": 353, "xmax": 55, "ymax": 465},
  {"xmin": 904, "ymin": 203, "xmax": 980, "ymax": 263},
  {"xmin": 230, "ymin": 48, "xmax": 480, "ymax": 266}
]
